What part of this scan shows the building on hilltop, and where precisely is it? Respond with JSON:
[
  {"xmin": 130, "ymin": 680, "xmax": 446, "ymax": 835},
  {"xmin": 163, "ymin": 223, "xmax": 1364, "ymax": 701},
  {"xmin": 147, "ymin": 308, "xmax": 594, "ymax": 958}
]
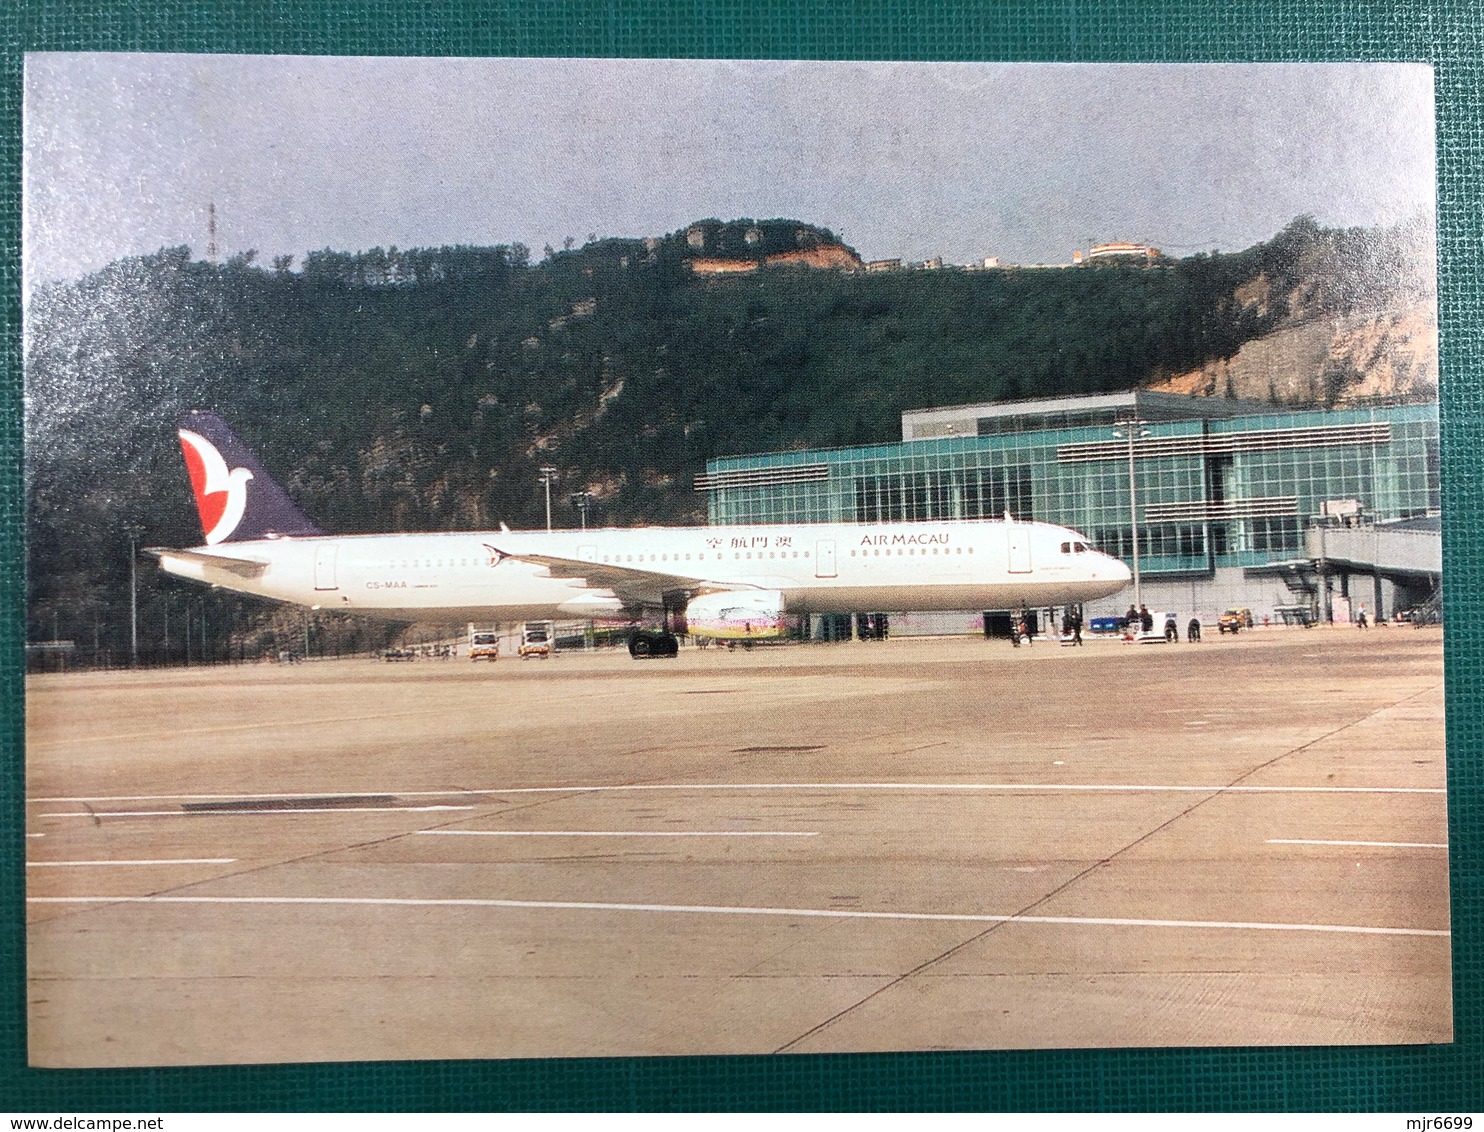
[{"xmin": 1086, "ymin": 241, "xmax": 1164, "ymax": 263}]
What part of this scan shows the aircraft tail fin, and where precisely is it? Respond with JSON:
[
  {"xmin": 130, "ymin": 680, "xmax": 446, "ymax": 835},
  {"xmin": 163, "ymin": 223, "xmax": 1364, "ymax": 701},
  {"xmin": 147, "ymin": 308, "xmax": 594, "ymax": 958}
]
[{"xmin": 176, "ymin": 411, "xmax": 326, "ymax": 544}]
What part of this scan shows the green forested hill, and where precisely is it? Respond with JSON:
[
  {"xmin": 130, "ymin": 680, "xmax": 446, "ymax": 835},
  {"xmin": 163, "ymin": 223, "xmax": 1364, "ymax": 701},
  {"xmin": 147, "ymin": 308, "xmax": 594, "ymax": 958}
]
[{"xmin": 23, "ymin": 215, "xmax": 1429, "ymax": 657}]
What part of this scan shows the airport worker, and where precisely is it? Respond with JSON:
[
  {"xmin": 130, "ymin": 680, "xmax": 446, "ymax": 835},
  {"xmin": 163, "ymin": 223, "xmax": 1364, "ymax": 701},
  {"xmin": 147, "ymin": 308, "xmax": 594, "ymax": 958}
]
[
  {"xmin": 1357, "ymin": 603, "xmax": 1369, "ymax": 629},
  {"xmin": 1187, "ymin": 617, "xmax": 1202, "ymax": 642},
  {"xmin": 1071, "ymin": 607, "xmax": 1084, "ymax": 646},
  {"xmin": 1139, "ymin": 605, "xmax": 1154, "ymax": 634}
]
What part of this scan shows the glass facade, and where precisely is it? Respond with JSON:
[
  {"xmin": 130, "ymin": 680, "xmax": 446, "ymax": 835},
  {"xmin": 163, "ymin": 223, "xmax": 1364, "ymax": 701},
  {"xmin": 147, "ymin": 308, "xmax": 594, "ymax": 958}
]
[{"xmin": 702, "ymin": 402, "xmax": 1440, "ymax": 578}]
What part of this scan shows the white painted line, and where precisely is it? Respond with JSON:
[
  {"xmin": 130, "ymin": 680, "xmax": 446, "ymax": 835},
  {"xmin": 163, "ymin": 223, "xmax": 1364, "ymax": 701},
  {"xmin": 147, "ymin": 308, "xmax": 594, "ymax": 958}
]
[
  {"xmin": 30, "ymin": 791, "xmax": 498, "ymax": 803},
  {"xmin": 27, "ymin": 858, "xmax": 239, "ymax": 867},
  {"xmin": 26, "ymin": 707, "xmax": 464, "ymax": 749},
  {"xmin": 1267, "ymin": 839, "xmax": 1448, "ymax": 849},
  {"xmin": 29, "ymin": 781, "xmax": 1447, "ymax": 804},
  {"xmin": 479, "ymin": 782, "xmax": 1453, "ymax": 796},
  {"xmin": 416, "ymin": 829, "xmax": 818, "ymax": 838},
  {"xmin": 39, "ymin": 806, "xmax": 478, "ymax": 818},
  {"xmin": 26, "ymin": 833, "xmax": 44, "ymax": 839},
  {"xmin": 24, "ymin": 894, "xmax": 1449, "ymax": 938}
]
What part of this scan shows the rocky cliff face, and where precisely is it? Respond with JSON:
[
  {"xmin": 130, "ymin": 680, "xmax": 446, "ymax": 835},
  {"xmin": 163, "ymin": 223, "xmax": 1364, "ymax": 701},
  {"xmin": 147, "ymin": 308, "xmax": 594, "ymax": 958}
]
[
  {"xmin": 1148, "ymin": 219, "xmax": 1438, "ymax": 407},
  {"xmin": 1149, "ymin": 304, "xmax": 1437, "ymax": 405},
  {"xmin": 686, "ymin": 242, "xmax": 863, "ymax": 274}
]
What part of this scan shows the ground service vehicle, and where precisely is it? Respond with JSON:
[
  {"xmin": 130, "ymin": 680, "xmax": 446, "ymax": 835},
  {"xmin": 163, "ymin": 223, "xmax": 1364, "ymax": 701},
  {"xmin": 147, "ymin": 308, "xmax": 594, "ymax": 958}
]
[
  {"xmin": 1219, "ymin": 607, "xmax": 1254, "ymax": 634},
  {"xmin": 468, "ymin": 627, "xmax": 500, "ymax": 661},
  {"xmin": 1128, "ymin": 611, "xmax": 1181, "ymax": 644},
  {"xmin": 518, "ymin": 621, "xmax": 554, "ymax": 659}
]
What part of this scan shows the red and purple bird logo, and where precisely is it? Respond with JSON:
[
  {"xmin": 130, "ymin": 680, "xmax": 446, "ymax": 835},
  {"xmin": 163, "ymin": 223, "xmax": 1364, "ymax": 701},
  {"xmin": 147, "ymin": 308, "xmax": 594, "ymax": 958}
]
[{"xmin": 178, "ymin": 428, "xmax": 254, "ymax": 544}]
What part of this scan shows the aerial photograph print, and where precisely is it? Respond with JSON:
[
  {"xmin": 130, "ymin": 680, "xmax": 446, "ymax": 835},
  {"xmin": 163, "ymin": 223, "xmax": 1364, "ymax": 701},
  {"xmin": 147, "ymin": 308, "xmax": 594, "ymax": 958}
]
[{"xmin": 21, "ymin": 56, "xmax": 1449, "ymax": 1066}]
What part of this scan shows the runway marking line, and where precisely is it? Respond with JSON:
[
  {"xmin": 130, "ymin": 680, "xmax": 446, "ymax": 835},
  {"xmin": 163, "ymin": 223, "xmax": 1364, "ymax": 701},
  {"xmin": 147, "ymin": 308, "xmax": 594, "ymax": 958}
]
[
  {"xmin": 26, "ymin": 859, "xmax": 238, "ymax": 867},
  {"xmin": 39, "ymin": 806, "xmax": 479, "ymax": 818},
  {"xmin": 28, "ymin": 781, "xmax": 1447, "ymax": 804},
  {"xmin": 1267, "ymin": 838, "xmax": 1448, "ymax": 849},
  {"xmin": 24, "ymin": 707, "xmax": 467, "ymax": 749},
  {"xmin": 415, "ymin": 829, "xmax": 818, "ymax": 838},
  {"xmin": 24, "ymin": 894, "xmax": 1448, "ymax": 938}
]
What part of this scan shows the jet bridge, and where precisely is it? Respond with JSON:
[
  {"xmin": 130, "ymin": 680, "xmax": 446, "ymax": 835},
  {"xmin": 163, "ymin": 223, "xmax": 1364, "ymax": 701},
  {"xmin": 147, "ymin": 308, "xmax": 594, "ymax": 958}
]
[
  {"xmin": 1305, "ymin": 519, "xmax": 1442, "ymax": 580},
  {"xmin": 1304, "ymin": 517, "xmax": 1442, "ymax": 622}
]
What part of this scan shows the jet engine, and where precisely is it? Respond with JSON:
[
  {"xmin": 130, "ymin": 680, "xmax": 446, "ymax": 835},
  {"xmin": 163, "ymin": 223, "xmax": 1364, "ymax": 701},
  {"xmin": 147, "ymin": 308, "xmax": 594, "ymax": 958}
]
[{"xmin": 685, "ymin": 589, "xmax": 789, "ymax": 640}]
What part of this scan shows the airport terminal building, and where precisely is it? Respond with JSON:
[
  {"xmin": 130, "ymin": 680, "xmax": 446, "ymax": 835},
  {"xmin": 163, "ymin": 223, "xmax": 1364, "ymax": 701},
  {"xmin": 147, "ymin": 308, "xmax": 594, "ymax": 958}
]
[{"xmin": 697, "ymin": 391, "xmax": 1441, "ymax": 632}]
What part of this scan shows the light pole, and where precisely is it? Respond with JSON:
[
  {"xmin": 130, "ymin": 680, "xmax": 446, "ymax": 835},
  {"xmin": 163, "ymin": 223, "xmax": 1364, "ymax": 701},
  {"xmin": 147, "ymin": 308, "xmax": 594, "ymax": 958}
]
[
  {"xmin": 539, "ymin": 466, "xmax": 559, "ymax": 530},
  {"xmin": 123, "ymin": 523, "xmax": 144, "ymax": 666},
  {"xmin": 570, "ymin": 490, "xmax": 591, "ymax": 530},
  {"xmin": 1112, "ymin": 423, "xmax": 1149, "ymax": 610}
]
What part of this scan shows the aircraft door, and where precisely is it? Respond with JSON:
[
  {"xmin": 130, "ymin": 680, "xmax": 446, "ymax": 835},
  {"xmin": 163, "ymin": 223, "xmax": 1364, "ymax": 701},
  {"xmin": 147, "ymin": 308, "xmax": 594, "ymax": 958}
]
[
  {"xmin": 1007, "ymin": 522, "xmax": 1032, "ymax": 574},
  {"xmin": 314, "ymin": 544, "xmax": 338, "ymax": 590},
  {"xmin": 815, "ymin": 540, "xmax": 838, "ymax": 578}
]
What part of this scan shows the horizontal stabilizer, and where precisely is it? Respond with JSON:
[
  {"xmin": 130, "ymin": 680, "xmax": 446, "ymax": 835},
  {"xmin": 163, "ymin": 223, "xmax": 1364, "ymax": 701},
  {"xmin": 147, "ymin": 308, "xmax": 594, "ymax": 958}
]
[{"xmin": 144, "ymin": 546, "xmax": 270, "ymax": 580}]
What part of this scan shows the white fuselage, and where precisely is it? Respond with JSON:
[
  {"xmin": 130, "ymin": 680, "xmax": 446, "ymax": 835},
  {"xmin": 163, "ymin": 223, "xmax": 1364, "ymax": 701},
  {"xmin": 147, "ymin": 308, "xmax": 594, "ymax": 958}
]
[{"xmin": 153, "ymin": 517, "xmax": 1131, "ymax": 622}]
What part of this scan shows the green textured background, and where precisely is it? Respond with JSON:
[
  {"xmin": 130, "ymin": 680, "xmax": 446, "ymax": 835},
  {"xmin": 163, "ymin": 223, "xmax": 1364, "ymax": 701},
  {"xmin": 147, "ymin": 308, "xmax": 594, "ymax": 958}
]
[{"xmin": 2, "ymin": 0, "xmax": 1479, "ymax": 1112}]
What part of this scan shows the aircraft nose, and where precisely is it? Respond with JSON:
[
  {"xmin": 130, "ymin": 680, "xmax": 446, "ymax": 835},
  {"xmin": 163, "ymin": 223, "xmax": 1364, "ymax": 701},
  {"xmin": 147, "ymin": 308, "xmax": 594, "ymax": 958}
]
[{"xmin": 1107, "ymin": 553, "xmax": 1133, "ymax": 582}]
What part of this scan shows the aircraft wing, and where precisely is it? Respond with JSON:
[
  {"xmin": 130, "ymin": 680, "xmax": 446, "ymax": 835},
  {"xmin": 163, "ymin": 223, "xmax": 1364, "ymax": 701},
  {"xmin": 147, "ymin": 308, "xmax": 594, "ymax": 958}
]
[
  {"xmin": 143, "ymin": 546, "xmax": 271, "ymax": 579},
  {"xmin": 487, "ymin": 546, "xmax": 758, "ymax": 607}
]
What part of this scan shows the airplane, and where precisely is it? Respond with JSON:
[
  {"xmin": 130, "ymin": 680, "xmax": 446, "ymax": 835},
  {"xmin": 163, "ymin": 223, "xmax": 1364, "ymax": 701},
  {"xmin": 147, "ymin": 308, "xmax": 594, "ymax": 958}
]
[{"xmin": 149, "ymin": 411, "xmax": 1132, "ymax": 658}]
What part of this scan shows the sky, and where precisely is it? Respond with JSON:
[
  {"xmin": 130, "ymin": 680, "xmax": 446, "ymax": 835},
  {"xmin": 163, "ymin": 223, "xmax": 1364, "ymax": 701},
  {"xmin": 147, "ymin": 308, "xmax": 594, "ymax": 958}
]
[{"xmin": 22, "ymin": 55, "xmax": 1436, "ymax": 288}]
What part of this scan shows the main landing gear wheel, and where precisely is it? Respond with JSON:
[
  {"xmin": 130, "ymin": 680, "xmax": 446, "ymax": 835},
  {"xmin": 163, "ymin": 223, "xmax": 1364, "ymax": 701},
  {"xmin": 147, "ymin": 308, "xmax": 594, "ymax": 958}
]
[{"xmin": 629, "ymin": 630, "xmax": 680, "ymax": 659}]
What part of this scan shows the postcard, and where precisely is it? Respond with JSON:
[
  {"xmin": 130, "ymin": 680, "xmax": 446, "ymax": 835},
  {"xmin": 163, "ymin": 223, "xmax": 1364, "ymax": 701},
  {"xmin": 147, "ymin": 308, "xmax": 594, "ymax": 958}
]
[{"xmin": 23, "ymin": 56, "xmax": 1447, "ymax": 1066}]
